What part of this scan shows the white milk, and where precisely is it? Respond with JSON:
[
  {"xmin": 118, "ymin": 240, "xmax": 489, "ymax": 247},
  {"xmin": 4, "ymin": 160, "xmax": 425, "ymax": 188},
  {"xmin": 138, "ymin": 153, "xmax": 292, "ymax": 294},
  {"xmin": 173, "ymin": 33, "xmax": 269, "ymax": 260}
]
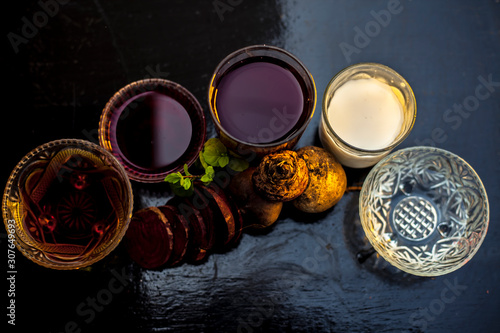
[{"xmin": 320, "ymin": 78, "xmax": 404, "ymax": 168}]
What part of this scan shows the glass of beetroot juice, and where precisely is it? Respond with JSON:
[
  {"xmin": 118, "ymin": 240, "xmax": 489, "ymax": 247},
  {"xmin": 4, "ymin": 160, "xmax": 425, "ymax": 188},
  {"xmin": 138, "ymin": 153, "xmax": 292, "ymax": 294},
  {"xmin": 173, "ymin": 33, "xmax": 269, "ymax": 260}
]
[
  {"xmin": 208, "ymin": 45, "xmax": 316, "ymax": 159},
  {"xmin": 99, "ymin": 79, "xmax": 206, "ymax": 183}
]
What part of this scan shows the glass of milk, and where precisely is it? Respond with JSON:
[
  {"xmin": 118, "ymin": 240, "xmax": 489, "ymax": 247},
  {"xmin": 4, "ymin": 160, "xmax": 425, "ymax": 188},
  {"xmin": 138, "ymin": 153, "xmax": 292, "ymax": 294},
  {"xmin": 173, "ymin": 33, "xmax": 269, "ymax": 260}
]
[{"xmin": 319, "ymin": 63, "xmax": 416, "ymax": 168}]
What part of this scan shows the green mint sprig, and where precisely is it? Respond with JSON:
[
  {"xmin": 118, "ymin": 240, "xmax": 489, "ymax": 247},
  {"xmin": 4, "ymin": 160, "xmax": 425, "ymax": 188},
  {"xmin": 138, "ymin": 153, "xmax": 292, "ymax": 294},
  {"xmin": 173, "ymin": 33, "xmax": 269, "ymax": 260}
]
[{"xmin": 164, "ymin": 138, "xmax": 248, "ymax": 196}]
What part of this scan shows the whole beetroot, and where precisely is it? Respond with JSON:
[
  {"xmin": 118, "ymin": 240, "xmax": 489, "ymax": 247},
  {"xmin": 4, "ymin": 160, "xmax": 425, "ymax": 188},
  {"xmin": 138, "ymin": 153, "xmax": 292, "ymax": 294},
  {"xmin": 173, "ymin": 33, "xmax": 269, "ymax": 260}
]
[
  {"xmin": 292, "ymin": 146, "xmax": 347, "ymax": 213},
  {"xmin": 252, "ymin": 150, "xmax": 309, "ymax": 202},
  {"xmin": 228, "ymin": 167, "xmax": 283, "ymax": 228}
]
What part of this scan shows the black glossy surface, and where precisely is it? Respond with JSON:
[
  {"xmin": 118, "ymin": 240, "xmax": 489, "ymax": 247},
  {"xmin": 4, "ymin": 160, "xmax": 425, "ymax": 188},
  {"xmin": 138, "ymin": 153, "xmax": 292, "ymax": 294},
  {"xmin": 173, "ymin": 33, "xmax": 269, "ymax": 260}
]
[{"xmin": 2, "ymin": 1, "xmax": 500, "ymax": 332}]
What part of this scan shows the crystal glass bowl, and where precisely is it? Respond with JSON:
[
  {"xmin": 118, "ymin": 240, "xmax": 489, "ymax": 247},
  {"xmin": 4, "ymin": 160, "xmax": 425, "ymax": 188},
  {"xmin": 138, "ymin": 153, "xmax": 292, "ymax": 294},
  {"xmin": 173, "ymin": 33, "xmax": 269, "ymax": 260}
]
[
  {"xmin": 3, "ymin": 139, "xmax": 133, "ymax": 269},
  {"xmin": 359, "ymin": 146, "xmax": 489, "ymax": 276}
]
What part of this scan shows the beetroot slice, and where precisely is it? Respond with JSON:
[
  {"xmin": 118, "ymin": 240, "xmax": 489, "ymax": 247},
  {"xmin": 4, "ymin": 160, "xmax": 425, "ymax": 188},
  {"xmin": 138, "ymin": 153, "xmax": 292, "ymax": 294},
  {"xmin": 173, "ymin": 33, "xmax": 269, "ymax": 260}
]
[
  {"xmin": 157, "ymin": 205, "xmax": 189, "ymax": 266},
  {"xmin": 190, "ymin": 189, "xmax": 216, "ymax": 250},
  {"xmin": 167, "ymin": 196, "xmax": 209, "ymax": 263},
  {"xmin": 124, "ymin": 207, "xmax": 173, "ymax": 270},
  {"xmin": 209, "ymin": 184, "xmax": 242, "ymax": 247},
  {"xmin": 225, "ymin": 192, "xmax": 244, "ymax": 248},
  {"xmin": 199, "ymin": 184, "xmax": 236, "ymax": 247}
]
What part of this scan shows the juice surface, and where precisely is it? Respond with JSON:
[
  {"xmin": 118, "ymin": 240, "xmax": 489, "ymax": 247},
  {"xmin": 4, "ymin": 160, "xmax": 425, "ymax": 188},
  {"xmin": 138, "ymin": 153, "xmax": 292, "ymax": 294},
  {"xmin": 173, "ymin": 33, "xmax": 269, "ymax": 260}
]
[
  {"xmin": 114, "ymin": 91, "xmax": 192, "ymax": 169},
  {"xmin": 215, "ymin": 61, "xmax": 304, "ymax": 144}
]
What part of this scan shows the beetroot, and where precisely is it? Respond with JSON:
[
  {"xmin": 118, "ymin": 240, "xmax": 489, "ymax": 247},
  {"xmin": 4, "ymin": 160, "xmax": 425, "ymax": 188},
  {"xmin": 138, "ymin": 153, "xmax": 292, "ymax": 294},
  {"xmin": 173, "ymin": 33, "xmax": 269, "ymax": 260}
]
[
  {"xmin": 126, "ymin": 177, "xmax": 249, "ymax": 269},
  {"xmin": 226, "ymin": 192, "xmax": 244, "ymax": 248},
  {"xmin": 199, "ymin": 184, "xmax": 236, "ymax": 247},
  {"xmin": 188, "ymin": 190, "xmax": 216, "ymax": 251},
  {"xmin": 124, "ymin": 207, "xmax": 173, "ymax": 270},
  {"xmin": 168, "ymin": 196, "xmax": 210, "ymax": 263},
  {"xmin": 157, "ymin": 205, "xmax": 190, "ymax": 266},
  {"xmin": 228, "ymin": 167, "xmax": 283, "ymax": 228}
]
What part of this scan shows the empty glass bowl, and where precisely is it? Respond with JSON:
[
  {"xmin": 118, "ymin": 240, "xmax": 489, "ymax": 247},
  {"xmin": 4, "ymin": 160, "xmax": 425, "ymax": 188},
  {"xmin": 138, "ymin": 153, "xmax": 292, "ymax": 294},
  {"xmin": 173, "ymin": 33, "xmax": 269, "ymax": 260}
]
[{"xmin": 359, "ymin": 146, "xmax": 489, "ymax": 276}]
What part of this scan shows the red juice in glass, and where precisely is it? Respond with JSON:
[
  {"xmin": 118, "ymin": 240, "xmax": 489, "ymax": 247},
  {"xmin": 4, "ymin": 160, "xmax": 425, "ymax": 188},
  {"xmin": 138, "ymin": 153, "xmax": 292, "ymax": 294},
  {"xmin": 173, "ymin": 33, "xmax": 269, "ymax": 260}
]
[
  {"xmin": 215, "ymin": 60, "xmax": 304, "ymax": 144},
  {"xmin": 99, "ymin": 79, "xmax": 206, "ymax": 183},
  {"xmin": 113, "ymin": 91, "xmax": 193, "ymax": 170},
  {"xmin": 208, "ymin": 45, "xmax": 316, "ymax": 158}
]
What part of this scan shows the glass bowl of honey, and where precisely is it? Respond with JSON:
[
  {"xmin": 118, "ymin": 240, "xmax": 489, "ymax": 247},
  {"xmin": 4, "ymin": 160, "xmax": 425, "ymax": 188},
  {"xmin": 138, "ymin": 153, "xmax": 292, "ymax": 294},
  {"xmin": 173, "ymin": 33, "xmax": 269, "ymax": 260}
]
[{"xmin": 2, "ymin": 139, "xmax": 133, "ymax": 269}]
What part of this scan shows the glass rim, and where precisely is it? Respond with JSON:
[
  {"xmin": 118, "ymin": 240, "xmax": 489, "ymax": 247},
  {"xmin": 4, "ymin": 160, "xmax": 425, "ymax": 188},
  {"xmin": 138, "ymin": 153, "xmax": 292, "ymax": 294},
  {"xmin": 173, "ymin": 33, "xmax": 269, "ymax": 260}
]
[
  {"xmin": 321, "ymin": 62, "xmax": 417, "ymax": 155},
  {"xmin": 207, "ymin": 44, "xmax": 317, "ymax": 149}
]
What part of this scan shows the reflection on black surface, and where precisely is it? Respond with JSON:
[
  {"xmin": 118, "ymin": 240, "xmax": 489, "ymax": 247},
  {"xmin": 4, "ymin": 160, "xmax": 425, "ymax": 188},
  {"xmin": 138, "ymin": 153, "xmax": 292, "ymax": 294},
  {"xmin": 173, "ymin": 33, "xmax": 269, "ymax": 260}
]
[
  {"xmin": 4, "ymin": 0, "xmax": 500, "ymax": 332},
  {"xmin": 342, "ymin": 191, "xmax": 425, "ymax": 286}
]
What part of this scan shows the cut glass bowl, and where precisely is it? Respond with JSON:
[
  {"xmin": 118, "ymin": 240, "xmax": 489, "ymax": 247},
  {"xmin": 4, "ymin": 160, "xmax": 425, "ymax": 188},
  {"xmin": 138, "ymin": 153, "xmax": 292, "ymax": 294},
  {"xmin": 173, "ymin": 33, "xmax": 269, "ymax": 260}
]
[{"xmin": 359, "ymin": 146, "xmax": 489, "ymax": 276}]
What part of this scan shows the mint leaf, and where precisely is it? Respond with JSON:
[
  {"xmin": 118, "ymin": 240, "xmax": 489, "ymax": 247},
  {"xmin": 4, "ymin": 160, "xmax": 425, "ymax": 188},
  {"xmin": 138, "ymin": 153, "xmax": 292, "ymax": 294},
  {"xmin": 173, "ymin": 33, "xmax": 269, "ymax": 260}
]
[
  {"xmin": 200, "ymin": 166, "xmax": 214, "ymax": 184},
  {"xmin": 199, "ymin": 151, "xmax": 209, "ymax": 169},
  {"xmin": 183, "ymin": 164, "xmax": 192, "ymax": 176},
  {"xmin": 169, "ymin": 182, "xmax": 194, "ymax": 197},
  {"xmin": 203, "ymin": 148, "xmax": 221, "ymax": 166},
  {"xmin": 204, "ymin": 137, "xmax": 222, "ymax": 149},
  {"xmin": 165, "ymin": 138, "xmax": 240, "ymax": 192},
  {"xmin": 228, "ymin": 158, "xmax": 249, "ymax": 172},
  {"xmin": 200, "ymin": 174, "xmax": 211, "ymax": 184},
  {"xmin": 164, "ymin": 172, "xmax": 183, "ymax": 184},
  {"xmin": 182, "ymin": 178, "xmax": 192, "ymax": 190},
  {"xmin": 203, "ymin": 138, "xmax": 228, "ymax": 167},
  {"xmin": 205, "ymin": 165, "xmax": 215, "ymax": 178},
  {"xmin": 218, "ymin": 155, "xmax": 230, "ymax": 168}
]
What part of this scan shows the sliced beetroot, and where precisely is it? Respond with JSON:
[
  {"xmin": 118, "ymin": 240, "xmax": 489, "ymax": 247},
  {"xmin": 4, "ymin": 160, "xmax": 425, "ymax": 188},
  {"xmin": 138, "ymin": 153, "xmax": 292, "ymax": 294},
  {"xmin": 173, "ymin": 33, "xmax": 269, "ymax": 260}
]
[
  {"xmin": 157, "ymin": 205, "xmax": 189, "ymax": 266},
  {"xmin": 198, "ymin": 184, "xmax": 236, "ymax": 247},
  {"xmin": 226, "ymin": 192, "xmax": 244, "ymax": 248},
  {"xmin": 167, "ymin": 196, "xmax": 209, "ymax": 263},
  {"xmin": 209, "ymin": 183, "xmax": 243, "ymax": 247},
  {"xmin": 124, "ymin": 207, "xmax": 173, "ymax": 270},
  {"xmin": 190, "ymin": 188, "xmax": 216, "ymax": 251}
]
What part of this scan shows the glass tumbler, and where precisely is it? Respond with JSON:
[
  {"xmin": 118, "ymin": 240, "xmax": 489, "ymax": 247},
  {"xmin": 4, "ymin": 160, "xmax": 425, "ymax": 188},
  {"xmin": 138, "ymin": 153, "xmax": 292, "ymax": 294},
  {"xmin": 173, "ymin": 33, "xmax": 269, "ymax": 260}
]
[
  {"xmin": 319, "ymin": 63, "xmax": 416, "ymax": 168},
  {"xmin": 208, "ymin": 45, "xmax": 316, "ymax": 159}
]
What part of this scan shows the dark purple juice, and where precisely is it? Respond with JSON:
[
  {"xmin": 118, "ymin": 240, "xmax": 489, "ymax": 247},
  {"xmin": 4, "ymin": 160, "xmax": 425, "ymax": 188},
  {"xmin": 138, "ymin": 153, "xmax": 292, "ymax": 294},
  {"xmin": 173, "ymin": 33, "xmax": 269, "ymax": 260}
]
[
  {"xmin": 113, "ymin": 91, "xmax": 192, "ymax": 170},
  {"xmin": 214, "ymin": 60, "xmax": 305, "ymax": 144}
]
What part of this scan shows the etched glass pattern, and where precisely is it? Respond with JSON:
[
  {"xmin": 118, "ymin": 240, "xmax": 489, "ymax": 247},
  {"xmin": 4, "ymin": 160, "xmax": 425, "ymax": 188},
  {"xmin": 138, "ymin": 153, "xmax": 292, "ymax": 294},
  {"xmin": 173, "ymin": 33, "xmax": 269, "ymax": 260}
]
[{"xmin": 359, "ymin": 147, "xmax": 489, "ymax": 276}]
